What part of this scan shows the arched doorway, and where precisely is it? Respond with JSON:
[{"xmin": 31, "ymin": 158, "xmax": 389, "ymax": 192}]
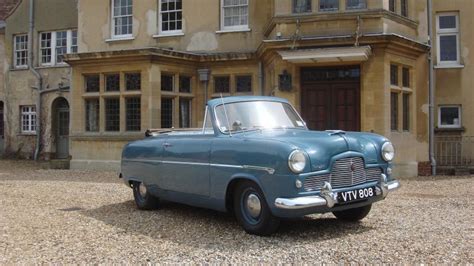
[
  {"xmin": 52, "ymin": 98, "xmax": 70, "ymax": 159},
  {"xmin": 0, "ymin": 101, "xmax": 4, "ymax": 155}
]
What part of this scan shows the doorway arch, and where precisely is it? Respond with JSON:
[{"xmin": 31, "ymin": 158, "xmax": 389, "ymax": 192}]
[{"xmin": 52, "ymin": 97, "xmax": 70, "ymax": 159}]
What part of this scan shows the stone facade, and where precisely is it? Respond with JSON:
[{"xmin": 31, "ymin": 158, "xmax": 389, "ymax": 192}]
[
  {"xmin": 65, "ymin": 0, "xmax": 431, "ymax": 177},
  {"xmin": 3, "ymin": 0, "xmax": 471, "ymax": 177},
  {"xmin": 432, "ymin": 1, "xmax": 474, "ymax": 134},
  {"xmin": 2, "ymin": 0, "xmax": 77, "ymax": 159}
]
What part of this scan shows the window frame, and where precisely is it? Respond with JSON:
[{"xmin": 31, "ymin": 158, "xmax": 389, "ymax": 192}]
[
  {"xmin": 179, "ymin": 97, "xmax": 192, "ymax": 128},
  {"xmin": 390, "ymin": 64, "xmax": 399, "ymax": 86},
  {"xmin": 400, "ymin": 0, "xmax": 408, "ymax": 17},
  {"xmin": 20, "ymin": 105, "xmax": 36, "ymax": 134},
  {"xmin": 13, "ymin": 34, "xmax": 28, "ymax": 69},
  {"xmin": 39, "ymin": 29, "xmax": 78, "ymax": 67},
  {"xmin": 214, "ymin": 75, "xmax": 231, "ymax": 94},
  {"xmin": 111, "ymin": 0, "xmax": 133, "ymax": 39},
  {"xmin": 390, "ymin": 92, "xmax": 399, "ymax": 131},
  {"xmin": 104, "ymin": 97, "xmax": 121, "ymax": 132},
  {"xmin": 220, "ymin": 0, "xmax": 249, "ymax": 31},
  {"xmin": 84, "ymin": 74, "xmax": 100, "ymax": 93},
  {"xmin": 125, "ymin": 96, "xmax": 141, "ymax": 131},
  {"xmin": 438, "ymin": 105, "xmax": 462, "ymax": 129},
  {"xmin": 235, "ymin": 74, "xmax": 252, "ymax": 93},
  {"xmin": 319, "ymin": 0, "xmax": 339, "ymax": 12},
  {"xmin": 85, "ymin": 98, "xmax": 100, "ymax": 132},
  {"xmin": 292, "ymin": 0, "xmax": 312, "ymax": 13},
  {"xmin": 388, "ymin": 0, "xmax": 395, "ymax": 12},
  {"xmin": 436, "ymin": 12, "xmax": 461, "ymax": 66},
  {"xmin": 161, "ymin": 97, "xmax": 174, "ymax": 129},
  {"xmin": 158, "ymin": 0, "xmax": 183, "ymax": 35},
  {"xmin": 402, "ymin": 93, "xmax": 410, "ymax": 131},
  {"xmin": 346, "ymin": 0, "xmax": 367, "ymax": 10}
]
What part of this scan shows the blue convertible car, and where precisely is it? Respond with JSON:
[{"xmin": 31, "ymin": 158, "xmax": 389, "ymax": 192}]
[{"xmin": 121, "ymin": 96, "xmax": 400, "ymax": 235}]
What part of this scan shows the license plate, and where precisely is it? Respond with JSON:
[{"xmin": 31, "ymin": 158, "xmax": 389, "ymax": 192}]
[{"xmin": 337, "ymin": 186, "xmax": 375, "ymax": 204}]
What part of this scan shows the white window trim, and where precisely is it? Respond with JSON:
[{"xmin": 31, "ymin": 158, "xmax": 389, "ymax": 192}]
[
  {"xmin": 438, "ymin": 105, "xmax": 462, "ymax": 129},
  {"xmin": 220, "ymin": 0, "xmax": 250, "ymax": 32},
  {"xmin": 436, "ymin": 12, "xmax": 462, "ymax": 67},
  {"xmin": 39, "ymin": 29, "xmax": 77, "ymax": 67},
  {"xmin": 21, "ymin": 106, "xmax": 36, "ymax": 134},
  {"xmin": 13, "ymin": 34, "xmax": 28, "ymax": 69},
  {"xmin": 111, "ymin": 0, "xmax": 133, "ymax": 39},
  {"xmin": 158, "ymin": 0, "xmax": 183, "ymax": 36}
]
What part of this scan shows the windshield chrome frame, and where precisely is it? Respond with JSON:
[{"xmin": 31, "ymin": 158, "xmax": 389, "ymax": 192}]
[{"xmin": 213, "ymin": 100, "xmax": 308, "ymax": 135}]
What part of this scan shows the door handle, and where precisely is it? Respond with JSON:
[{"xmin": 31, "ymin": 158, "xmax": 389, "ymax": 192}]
[{"xmin": 163, "ymin": 142, "xmax": 172, "ymax": 148}]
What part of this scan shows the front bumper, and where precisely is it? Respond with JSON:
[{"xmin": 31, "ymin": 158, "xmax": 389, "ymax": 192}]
[{"xmin": 275, "ymin": 174, "xmax": 400, "ymax": 210}]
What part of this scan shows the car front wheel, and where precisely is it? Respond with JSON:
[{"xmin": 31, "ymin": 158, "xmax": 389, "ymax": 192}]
[
  {"xmin": 332, "ymin": 204, "xmax": 372, "ymax": 221},
  {"xmin": 233, "ymin": 181, "xmax": 280, "ymax": 236},
  {"xmin": 132, "ymin": 181, "xmax": 160, "ymax": 210}
]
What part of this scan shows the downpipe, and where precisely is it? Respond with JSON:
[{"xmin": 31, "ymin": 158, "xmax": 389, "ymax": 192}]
[
  {"xmin": 28, "ymin": 0, "xmax": 43, "ymax": 161},
  {"xmin": 427, "ymin": 0, "xmax": 437, "ymax": 175}
]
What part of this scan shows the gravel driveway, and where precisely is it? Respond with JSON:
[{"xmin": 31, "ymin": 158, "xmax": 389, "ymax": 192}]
[{"xmin": 0, "ymin": 160, "xmax": 472, "ymax": 264}]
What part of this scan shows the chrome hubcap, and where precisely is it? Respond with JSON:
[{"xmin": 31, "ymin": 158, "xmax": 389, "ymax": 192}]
[
  {"xmin": 138, "ymin": 182, "xmax": 147, "ymax": 198},
  {"xmin": 245, "ymin": 193, "xmax": 262, "ymax": 219}
]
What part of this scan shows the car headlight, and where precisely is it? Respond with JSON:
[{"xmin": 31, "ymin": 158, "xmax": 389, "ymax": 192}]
[
  {"xmin": 288, "ymin": 150, "xmax": 306, "ymax": 173},
  {"xmin": 381, "ymin": 142, "xmax": 395, "ymax": 162}
]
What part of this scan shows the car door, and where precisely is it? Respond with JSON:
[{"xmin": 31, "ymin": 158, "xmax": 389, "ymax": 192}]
[{"xmin": 159, "ymin": 134, "xmax": 213, "ymax": 197}]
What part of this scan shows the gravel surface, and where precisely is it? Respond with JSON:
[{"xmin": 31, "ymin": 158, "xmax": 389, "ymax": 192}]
[{"xmin": 0, "ymin": 160, "xmax": 472, "ymax": 264}]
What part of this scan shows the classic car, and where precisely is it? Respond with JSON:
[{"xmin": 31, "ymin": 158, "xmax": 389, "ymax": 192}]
[{"xmin": 120, "ymin": 96, "xmax": 400, "ymax": 235}]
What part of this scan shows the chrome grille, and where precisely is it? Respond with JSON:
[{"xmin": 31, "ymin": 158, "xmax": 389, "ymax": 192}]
[
  {"xmin": 366, "ymin": 167, "xmax": 382, "ymax": 182},
  {"xmin": 303, "ymin": 174, "xmax": 329, "ymax": 192},
  {"xmin": 303, "ymin": 157, "xmax": 383, "ymax": 191},
  {"xmin": 330, "ymin": 157, "xmax": 365, "ymax": 188}
]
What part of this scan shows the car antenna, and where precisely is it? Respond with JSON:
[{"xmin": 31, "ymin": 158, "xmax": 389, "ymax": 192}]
[{"xmin": 220, "ymin": 93, "xmax": 232, "ymax": 137}]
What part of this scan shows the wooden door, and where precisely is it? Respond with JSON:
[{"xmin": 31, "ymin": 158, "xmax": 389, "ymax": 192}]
[{"xmin": 301, "ymin": 67, "xmax": 360, "ymax": 132}]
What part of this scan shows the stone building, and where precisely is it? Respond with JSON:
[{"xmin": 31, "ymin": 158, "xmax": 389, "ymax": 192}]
[
  {"xmin": 2, "ymin": 0, "xmax": 471, "ymax": 176},
  {"xmin": 64, "ymin": 0, "xmax": 431, "ymax": 177},
  {"xmin": 432, "ymin": 0, "xmax": 474, "ymax": 173},
  {"xmin": 0, "ymin": 0, "xmax": 20, "ymax": 156},
  {"xmin": 3, "ymin": 0, "xmax": 77, "ymax": 160}
]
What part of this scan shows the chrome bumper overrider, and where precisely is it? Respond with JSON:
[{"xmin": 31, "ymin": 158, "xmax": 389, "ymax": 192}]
[{"xmin": 275, "ymin": 174, "xmax": 400, "ymax": 210}]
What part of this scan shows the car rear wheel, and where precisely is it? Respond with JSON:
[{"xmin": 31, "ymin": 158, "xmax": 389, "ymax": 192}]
[
  {"xmin": 132, "ymin": 181, "xmax": 159, "ymax": 210},
  {"xmin": 332, "ymin": 204, "xmax": 372, "ymax": 221},
  {"xmin": 233, "ymin": 181, "xmax": 280, "ymax": 236}
]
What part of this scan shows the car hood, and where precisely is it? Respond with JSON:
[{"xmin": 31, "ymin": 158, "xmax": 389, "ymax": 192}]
[{"xmin": 240, "ymin": 129, "xmax": 381, "ymax": 171}]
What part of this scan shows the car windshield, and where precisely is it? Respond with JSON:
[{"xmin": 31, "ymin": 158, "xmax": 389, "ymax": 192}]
[{"xmin": 214, "ymin": 101, "xmax": 306, "ymax": 133}]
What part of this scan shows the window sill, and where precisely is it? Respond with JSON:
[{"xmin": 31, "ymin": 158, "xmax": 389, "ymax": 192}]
[
  {"xmin": 122, "ymin": 90, "xmax": 142, "ymax": 95},
  {"xmin": 83, "ymin": 92, "xmax": 100, "ymax": 97},
  {"xmin": 36, "ymin": 64, "xmax": 70, "ymax": 69},
  {"xmin": 10, "ymin": 66, "xmax": 29, "ymax": 71},
  {"xmin": 435, "ymin": 126, "xmax": 465, "ymax": 132},
  {"xmin": 105, "ymin": 36, "xmax": 135, "ymax": 43},
  {"xmin": 18, "ymin": 133, "xmax": 37, "ymax": 136},
  {"xmin": 153, "ymin": 32, "xmax": 184, "ymax": 38},
  {"xmin": 216, "ymin": 28, "xmax": 251, "ymax": 34},
  {"xmin": 434, "ymin": 64, "xmax": 464, "ymax": 69}
]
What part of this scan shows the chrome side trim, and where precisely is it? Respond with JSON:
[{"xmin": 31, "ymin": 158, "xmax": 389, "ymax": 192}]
[
  {"xmin": 123, "ymin": 159, "xmax": 275, "ymax": 174},
  {"xmin": 243, "ymin": 165, "xmax": 275, "ymax": 174},
  {"xmin": 123, "ymin": 159, "xmax": 161, "ymax": 164},
  {"xmin": 162, "ymin": 160, "xmax": 208, "ymax": 166}
]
